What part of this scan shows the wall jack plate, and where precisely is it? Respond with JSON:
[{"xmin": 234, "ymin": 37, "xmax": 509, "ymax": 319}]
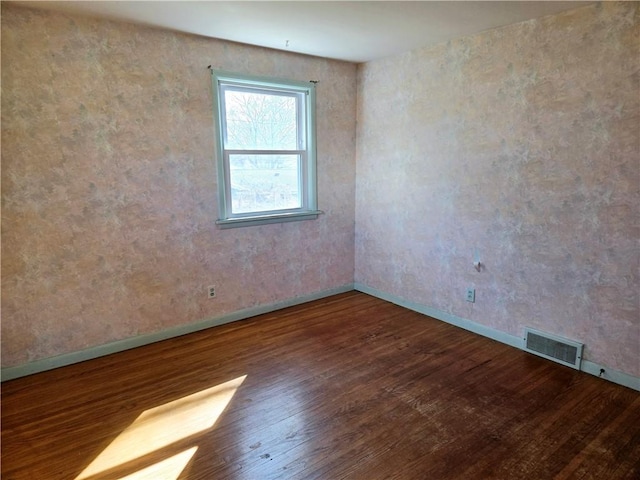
[
  {"xmin": 208, "ymin": 286, "xmax": 216, "ymax": 298},
  {"xmin": 466, "ymin": 288, "xmax": 475, "ymax": 303}
]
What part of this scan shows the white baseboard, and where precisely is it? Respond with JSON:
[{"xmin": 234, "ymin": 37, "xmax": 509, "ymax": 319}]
[
  {"xmin": 5, "ymin": 283, "xmax": 638, "ymax": 392},
  {"xmin": 1, "ymin": 284, "xmax": 355, "ymax": 382},
  {"xmin": 354, "ymin": 282, "xmax": 640, "ymax": 392},
  {"xmin": 581, "ymin": 360, "xmax": 640, "ymax": 391}
]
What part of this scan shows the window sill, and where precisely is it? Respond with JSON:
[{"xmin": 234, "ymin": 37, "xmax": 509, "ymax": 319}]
[{"xmin": 216, "ymin": 210, "xmax": 323, "ymax": 229}]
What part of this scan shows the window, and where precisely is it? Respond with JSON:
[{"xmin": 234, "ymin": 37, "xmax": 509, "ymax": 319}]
[{"xmin": 211, "ymin": 70, "xmax": 320, "ymax": 228}]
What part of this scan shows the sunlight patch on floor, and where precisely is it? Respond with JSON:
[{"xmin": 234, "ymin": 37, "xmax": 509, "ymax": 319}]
[
  {"xmin": 75, "ymin": 375, "xmax": 246, "ymax": 480},
  {"xmin": 117, "ymin": 447, "xmax": 198, "ymax": 480}
]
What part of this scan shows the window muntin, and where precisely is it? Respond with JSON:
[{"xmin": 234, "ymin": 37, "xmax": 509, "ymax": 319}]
[{"xmin": 211, "ymin": 71, "xmax": 318, "ymax": 227}]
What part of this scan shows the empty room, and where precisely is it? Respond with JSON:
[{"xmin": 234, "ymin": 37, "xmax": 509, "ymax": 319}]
[{"xmin": 2, "ymin": 1, "xmax": 638, "ymax": 479}]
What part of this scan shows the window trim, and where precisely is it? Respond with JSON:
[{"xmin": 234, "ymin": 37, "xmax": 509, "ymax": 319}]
[{"xmin": 210, "ymin": 70, "xmax": 321, "ymax": 228}]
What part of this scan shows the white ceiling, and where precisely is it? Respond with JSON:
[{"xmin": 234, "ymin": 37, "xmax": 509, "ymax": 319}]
[{"xmin": 22, "ymin": 1, "xmax": 592, "ymax": 63}]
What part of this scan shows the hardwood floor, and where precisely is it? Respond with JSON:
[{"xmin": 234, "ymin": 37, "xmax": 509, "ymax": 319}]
[{"xmin": 2, "ymin": 291, "xmax": 639, "ymax": 479}]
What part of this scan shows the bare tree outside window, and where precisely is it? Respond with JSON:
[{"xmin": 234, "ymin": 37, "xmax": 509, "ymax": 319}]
[{"xmin": 225, "ymin": 90, "xmax": 298, "ymax": 153}]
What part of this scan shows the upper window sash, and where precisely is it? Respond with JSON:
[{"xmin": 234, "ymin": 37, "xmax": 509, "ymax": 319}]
[{"xmin": 219, "ymin": 84, "xmax": 307, "ymax": 151}]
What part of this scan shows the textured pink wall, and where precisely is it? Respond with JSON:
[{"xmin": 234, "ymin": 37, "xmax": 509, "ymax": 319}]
[
  {"xmin": 1, "ymin": 5, "xmax": 357, "ymax": 368},
  {"xmin": 355, "ymin": 3, "xmax": 639, "ymax": 376}
]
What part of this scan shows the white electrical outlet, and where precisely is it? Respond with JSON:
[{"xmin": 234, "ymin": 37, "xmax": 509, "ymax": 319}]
[
  {"xmin": 208, "ymin": 286, "xmax": 216, "ymax": 298},
  {"xmin": 466, "ymin": 288, "xmax": 475, "ymax": 303}
]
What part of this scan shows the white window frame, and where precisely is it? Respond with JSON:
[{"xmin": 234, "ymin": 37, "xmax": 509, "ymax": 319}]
[{"xmin": 211, "ymin": 70, "xmax": 321, "ymax": 228}]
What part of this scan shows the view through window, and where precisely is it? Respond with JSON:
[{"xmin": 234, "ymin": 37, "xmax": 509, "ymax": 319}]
[{"xmin": 224, "ymin": 87, "xmax": 302, "ymax": 213}]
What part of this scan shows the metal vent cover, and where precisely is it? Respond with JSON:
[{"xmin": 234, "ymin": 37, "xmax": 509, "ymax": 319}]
[{"xmin": 523, "ymin": 328, "xmax": 583, "ymax": 370}]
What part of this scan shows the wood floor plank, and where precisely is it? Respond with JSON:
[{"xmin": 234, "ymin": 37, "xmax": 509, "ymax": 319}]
[{"xmin": 2, "ymin": 291, "xmax": 639, "ymax": 479}]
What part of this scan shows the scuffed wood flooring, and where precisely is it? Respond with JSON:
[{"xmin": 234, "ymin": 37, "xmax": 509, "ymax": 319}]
[{"xmin": 2, "ymin": 291, "xmax": 639, "ymax": 479}]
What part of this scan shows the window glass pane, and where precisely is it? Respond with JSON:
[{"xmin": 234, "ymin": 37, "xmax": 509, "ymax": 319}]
[
  {"xmin": 224, "ymin": 89, "xmax": 299, "ymax": 150},
  {"xmin": 229, "ymin": 154, "xmax": 301, "ymax": 214}
]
